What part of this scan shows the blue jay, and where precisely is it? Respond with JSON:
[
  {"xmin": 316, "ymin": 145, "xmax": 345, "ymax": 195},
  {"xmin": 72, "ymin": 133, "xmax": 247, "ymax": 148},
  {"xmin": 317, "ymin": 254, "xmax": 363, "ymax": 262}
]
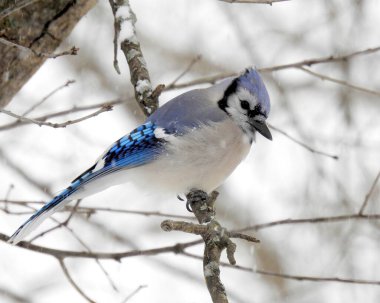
[{"xmin": 8, "ymin": 68, "xmax": 271, "ymax": 245}]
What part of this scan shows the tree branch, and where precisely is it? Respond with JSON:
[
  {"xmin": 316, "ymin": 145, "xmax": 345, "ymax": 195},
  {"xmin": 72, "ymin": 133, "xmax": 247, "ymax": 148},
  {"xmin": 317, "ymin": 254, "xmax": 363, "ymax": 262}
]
[
  {"xmin": 58, "ymin": 258, "xmax": 95, "ymax": 303},
  {"xmin": 298, "ymin": 66, "xmax": 380, "ymax": 97},
  {"xmin": 358, "ymin": 170, "xmax": 380, "ymax": 215},
  {"xmin": 170, "ymin": 46, "xmax": 380, "ymax": 90},
  {"xmin": 0, "ymin": 37, "xmax": 79, "ymax": 59},
  {"xmin": 109, "ymin": 0, "xmax": 163, "ymax": 116},
  {"xmin": 0, "ymin": 99, "xmax": 123, "ymax": 131},
  {"xmin": 268, "ymin": 123, "xmax": 339, "ymax": 160},
  {"xmin": 0, "ymin": 0, "xmax": 96, "ymax": 108},
  {"xmin": 162, "ymin": 190, "xmax": 260, "ymax": 303},
  {"xmin": 0, "ymin": 104, "xmax": 113, "ymax": 128},
  {"xmin": 182, "ymin": 252, "xmax": 380, "ymax": 286},
  {"xmin": 0, "ymin": 232, "xmax": 202, "ymax": 260}
]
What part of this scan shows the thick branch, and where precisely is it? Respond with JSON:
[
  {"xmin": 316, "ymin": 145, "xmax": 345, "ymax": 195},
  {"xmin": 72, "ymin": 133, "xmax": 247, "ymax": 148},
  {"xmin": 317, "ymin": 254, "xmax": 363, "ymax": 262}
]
[
  {"xmin": 162, "ymin": 190, "xmax": 259, "ymax": 303},
  {"xmin": 0, "ymin": 0, "xmax": 96, "ymax": 108},
  {"xmin": 109, "ymin": 0, "xmax": 163, "ymax": 116}
]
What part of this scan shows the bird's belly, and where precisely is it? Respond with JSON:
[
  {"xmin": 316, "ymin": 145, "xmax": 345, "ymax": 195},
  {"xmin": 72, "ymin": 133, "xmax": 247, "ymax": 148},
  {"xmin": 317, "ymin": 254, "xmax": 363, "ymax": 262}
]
[{"xmin": 135, "ymin": 120, "xmax": 251, "ymax": 193}]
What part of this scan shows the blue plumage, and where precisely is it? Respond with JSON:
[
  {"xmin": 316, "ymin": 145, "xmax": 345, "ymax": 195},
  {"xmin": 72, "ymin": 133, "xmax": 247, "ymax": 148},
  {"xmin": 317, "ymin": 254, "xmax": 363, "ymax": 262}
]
[
  {"xmin": 100, "ymin": 121, "xmax": 163, "ymax": 170},
  {"xmin": 71, "ymin": 121, "xmax": 164, "ymax": 185},
  {"xmin": 8, "ymin": 121, "xmax": 166, "ymax": 244},
  {"xmin": 8, "ymin": 68, "xmax": 272, "ymax": 245}
]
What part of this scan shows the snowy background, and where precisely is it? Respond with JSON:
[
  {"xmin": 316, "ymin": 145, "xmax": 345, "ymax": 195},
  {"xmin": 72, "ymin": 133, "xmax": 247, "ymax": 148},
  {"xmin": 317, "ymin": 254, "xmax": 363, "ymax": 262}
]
[{"xmin": 1, "ymin": 0, "xmax": 380, "ymax": 302}]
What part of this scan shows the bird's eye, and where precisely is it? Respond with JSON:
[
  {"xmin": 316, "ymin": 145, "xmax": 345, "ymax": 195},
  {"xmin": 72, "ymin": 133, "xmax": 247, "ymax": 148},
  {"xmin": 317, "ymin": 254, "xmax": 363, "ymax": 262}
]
[{"xmin": 240, "ymin": 100, "xmax": 250, "ymax": 110}]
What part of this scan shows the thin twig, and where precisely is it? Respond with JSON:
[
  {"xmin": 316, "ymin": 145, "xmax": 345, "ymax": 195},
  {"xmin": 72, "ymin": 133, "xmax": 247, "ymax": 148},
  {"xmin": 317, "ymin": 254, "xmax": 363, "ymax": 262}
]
[
  {"xmin": 0, "ymin": 38, "xmax": 79, "ymax": 59},
  {"xmin": 170, "ymin": 46, "xmax": 380, "ymax": 90},
  {"xmin": 358, "ymin": 170, "xmax": 380, "ymax": 215},
  {"xmin": 58, "ymin": 258, "xmax": 95, "ymax": 303},
  {"xmin": 0, "ymin": 99, "xmax": 123, "ymax": 131},
  {"xmin": 22, "ymin": 80, "xmax": 76, "ymax": 117},
  {"xmin": 3, "ymin": 184, "xmax": 14, "ymax": 213},
  {"xmin": 268, "ymin": 123, "xmax": 339, "ymax": 160},
  {"xmin": 298, "ymin": 67, "xmax": 380, "ymax": 97},
  {"xmin": 238, "ymin": 213, "xmax": 380, "ymax": 232},
  {"xmin": 166, "ymin": 55, "xmax": 202, "ymax": 89},
  {"xmin": 261, "ymin": 46, "xmax": 380, "ymax": 72},
  {"xmin": 15, "ymin": 200, "xmax": 120, "ymax": 293},
  {"xmin": 120, "ymin": 285, "xmax": 147, "ymax": 303},
  {"xmin": 0, "ymin": 104, "xmax": 113, "ymax": 129},
  {"xmin": 0, "ymin": 200, "xmax": 194, "ymax": 220},
  {"xmin": 182, "ymin": 252, "xmax": 380, "ymax": 286},
  {"xmin": 0, "ymin": 286, "xmax": 30, "ymax": 303},
  {"xmin": 1, "ymin": 231, "xmax": 203, "ymax": 260},
  {"xmin": 0, "ymin": 149, "xmax": 53, "ymax": 196}
]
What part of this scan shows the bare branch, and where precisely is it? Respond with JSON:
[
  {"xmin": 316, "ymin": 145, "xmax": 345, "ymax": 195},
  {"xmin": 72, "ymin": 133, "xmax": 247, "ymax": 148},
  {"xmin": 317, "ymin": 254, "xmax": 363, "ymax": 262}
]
[
  {"xmin": 0, "ymin": 199, "xmax": 194, "ymax": 220},
  {"xmin": 170, "ymin": 46, "xmax": 380, "ymax": 90},
  {"xmin": 0, "ymin": 286, "xmax": 30, "ymax": 303},
  {"xmin": 261, "ymin": 46, "xmax": 380, "ymax": 72},
  {"xmin": 182, "ymin": 252, "xmax": 380, "ymax": 286},
  {"xmin": 1, "ymin": 232, "xmax": 202, "ymax": 260},
  {"xmin": 239, "ymin": 213, "xmax": 380, "ymax": 232},
  {"xmin": 0, "ymin": 104, "xmax": 113, "ymax": 129},
  {"xmin": 58, "ymin": 258, "xmax": 95, "ymax": 303},
  {"xmin": 0, "ymin": 38, "xmax": 79, "ymax": 59},
  {"xmin": 0, "ymin": 99, "xmax": 123, "ymax": 131},
  {"xmin": 22, "ymin": 80, "xmax": 76, "ymax": 117},
  {"xmin": 120, "ymin": 285, "xmax": 147, "ymax": 303},
  {"xmin": 109, "ymin": 0, "xmax": 160, "ymax": 116},
  {"xmin": 358, "ymin": 170, "xmax": 380, "ymax": 215},
  {"xmin": 166, "ymin": 55, "xmax": 202, "ymax": 89},
  {"xmin": 0, "ymin": 148, "xmax": 53, "ymax": 196},
  {"xmin": 268, "ymin": 123, "xmax": 339, "ymax": 160},
  {"xmin": 298, "ymin": 67, "xmax": 380, "ymax": 97}
]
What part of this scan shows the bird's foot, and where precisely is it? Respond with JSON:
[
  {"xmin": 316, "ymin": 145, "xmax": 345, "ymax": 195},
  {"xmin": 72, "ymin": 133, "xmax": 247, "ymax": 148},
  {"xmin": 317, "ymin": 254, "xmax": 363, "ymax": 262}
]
[{"xmin": 185, "ymin": 189, "xmax": 218, "ymax": 223}]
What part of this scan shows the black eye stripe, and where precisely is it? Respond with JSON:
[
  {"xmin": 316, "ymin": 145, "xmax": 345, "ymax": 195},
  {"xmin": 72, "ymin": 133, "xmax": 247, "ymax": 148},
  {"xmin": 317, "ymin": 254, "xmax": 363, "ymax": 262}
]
[
  {"xmin": 239, "ymin": 99, "xmax": 250, "ymax": 110},
  {"xmin": 248, "ymin": 105, "xmax": 263, "ymax": 118}
]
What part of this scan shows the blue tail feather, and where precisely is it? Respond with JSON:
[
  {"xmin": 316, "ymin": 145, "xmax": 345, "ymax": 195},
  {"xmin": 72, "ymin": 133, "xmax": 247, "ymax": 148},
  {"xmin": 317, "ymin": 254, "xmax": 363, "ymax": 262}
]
[{"xmin": 8, "ymin": 184, "xmax": 79, "ymax": 245}]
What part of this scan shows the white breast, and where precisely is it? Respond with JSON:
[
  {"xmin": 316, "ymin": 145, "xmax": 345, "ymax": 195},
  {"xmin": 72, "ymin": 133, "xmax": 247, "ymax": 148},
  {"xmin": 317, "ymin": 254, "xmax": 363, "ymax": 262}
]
[
  {"xmin": 133, "ymin": 119, "xmax": 251, "ymax": 193},
  {"xmin": 72, "ymin": 119, "xmax": 251, "ymax": 199}
]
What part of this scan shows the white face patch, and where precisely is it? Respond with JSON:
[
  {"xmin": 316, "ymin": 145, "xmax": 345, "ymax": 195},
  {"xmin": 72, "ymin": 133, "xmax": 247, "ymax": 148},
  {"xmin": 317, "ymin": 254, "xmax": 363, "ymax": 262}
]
[
  {"xmin": 235, "ymin": 87, "xmax": 258, "ymax": 109},
  {"xmin": 224, "ymin": 87, "xmax": 259, "ymax": 141}
]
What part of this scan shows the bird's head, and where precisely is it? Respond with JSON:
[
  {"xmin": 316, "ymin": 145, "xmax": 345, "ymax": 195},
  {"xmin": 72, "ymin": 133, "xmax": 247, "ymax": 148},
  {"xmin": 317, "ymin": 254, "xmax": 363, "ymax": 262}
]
[{"xmin": 218, "ymin": 68, "xmax": 272, "ymax": 142}]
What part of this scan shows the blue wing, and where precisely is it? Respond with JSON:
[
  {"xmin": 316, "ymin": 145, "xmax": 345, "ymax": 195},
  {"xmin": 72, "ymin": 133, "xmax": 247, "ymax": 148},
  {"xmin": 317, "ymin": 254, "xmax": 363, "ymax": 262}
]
[
  {"xmin": 147, "ymin": 88, "xmax": 228, "ymax": 135},
  {"xmin": 76, "ymin": 120, "xmax": 164, "ymax": 178},
  {"xmin": 8, "ymin": 121, "xmax": 166, "ymax": 244}
]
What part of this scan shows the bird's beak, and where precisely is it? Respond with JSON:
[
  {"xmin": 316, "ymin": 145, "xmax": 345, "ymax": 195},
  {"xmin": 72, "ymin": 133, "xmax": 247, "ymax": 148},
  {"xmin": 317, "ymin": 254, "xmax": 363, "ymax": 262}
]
[{"xmin": 250, "ymin": 120, "xmax": 272, "ymax": 141}]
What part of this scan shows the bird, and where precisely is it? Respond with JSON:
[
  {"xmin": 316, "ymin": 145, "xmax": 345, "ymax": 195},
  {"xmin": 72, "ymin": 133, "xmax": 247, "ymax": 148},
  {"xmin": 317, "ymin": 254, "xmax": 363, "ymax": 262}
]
[{"xmin": 8, "ymin": 68, "xmax": 271, "ymax": 245}]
